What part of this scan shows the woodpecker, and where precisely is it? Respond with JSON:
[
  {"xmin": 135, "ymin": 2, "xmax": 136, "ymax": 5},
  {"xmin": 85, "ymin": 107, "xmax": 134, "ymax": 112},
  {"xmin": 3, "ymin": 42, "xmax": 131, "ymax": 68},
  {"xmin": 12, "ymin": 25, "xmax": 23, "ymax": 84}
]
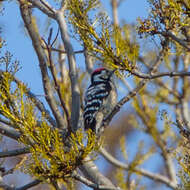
[{"xmin": 83, "ymin": 68, "xmax": 117, "ymax": 134}]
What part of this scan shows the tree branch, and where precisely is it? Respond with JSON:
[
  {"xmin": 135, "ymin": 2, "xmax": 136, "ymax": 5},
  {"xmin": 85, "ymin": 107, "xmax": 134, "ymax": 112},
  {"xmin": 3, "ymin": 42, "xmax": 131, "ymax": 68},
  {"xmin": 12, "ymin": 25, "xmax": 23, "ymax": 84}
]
[
  {"xmin": 111, "ymin": 0, "xmax": 119, "ymax": 26},
  {"xmin": 25, "ymin": 90, "xmax": 56, "ymax": 127},
  {"xmin": 0, "ymin": 147, "xmax": 29, "ymax": 158},
  {"xmin": 79, "ymin": 156, "xmax": 118, "ymax": 189},
  {"xmin": 84, "ymin": 48, "xmax": 94, "ymax": 75},
  {"xmin": 72, "ymin": 172, "xmax": 120, "ymax": 190},
  {"xmin": 56, "ymin": 9, "xmax": 80, "ymax": 132},
  {"xmin": 0, "ymin": 117, "xmax": 12, "ymax": 127},
  {"xmin": 0, "ymin": 124, "xmax": 20, "ymax": 140},
  {"xmin": 103, "ymin": 47, "xmax": 169, "ymax": 127},
  {"xmin": 7, "ymin": 70, "xmax": 56, "ymax": 127},
  {"xmin": 176, "ymin": 118, "xmax": 190, "ymax": 141},
  {"xmin": 0, "ymin": 180, "xmax": 13, "ymax": 190},
  {"xmin": 42, "ymin": 37, "xmax": 71, "ymax": 131},
  {"xmin": 99, "ymin": 147, "xmax": 177, "ymax": 190},
  {"xmin": 42, "ymin": 45, "xmax": 84, "ymax": 54},
  {"xmin": 157, "ymin": 31, "xmax": 190, "ymax": 51},
  {"xmin": 28, "ymin": 0, "xmax": 55, "ymax": 18},
  {"xmin": 131, "ymin": 70, "xmax": 190, "ymax": 79},
  {"xmin": 180, "ymin": 53, "xmax": 190, "ymax": 129},
  {"xmin": 19, "ymin": 1, "xmax": 66, "ymax": 129},
  {"xmin": 15, "ymin": 180, "xmax": 41, "ymax": 190},
  {"xmin": 103, "ymin": 78, "xmax": 147, "ymax": 126}
]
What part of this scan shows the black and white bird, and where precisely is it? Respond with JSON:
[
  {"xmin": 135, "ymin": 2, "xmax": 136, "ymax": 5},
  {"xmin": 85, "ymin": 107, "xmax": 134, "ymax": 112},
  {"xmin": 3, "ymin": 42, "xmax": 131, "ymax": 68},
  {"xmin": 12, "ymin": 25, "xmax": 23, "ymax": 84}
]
[{"xmin": 83, "ymin": 68, "xmax": 117, "ymax": 134}]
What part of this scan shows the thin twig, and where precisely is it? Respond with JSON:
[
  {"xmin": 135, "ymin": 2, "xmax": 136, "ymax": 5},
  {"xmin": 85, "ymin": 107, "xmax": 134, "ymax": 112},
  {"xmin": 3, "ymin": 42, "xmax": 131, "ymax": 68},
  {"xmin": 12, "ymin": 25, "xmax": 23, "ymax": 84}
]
[
  {"xmin": 180, "ymin": 54, "xmax": 190, "ymax": 129},
  {"xmin": 176, "ymin": 119, "xmax": 190, "ymax": 141},
  {"xmin": 42, "ymin": 36, "xmax": 71, "ymax": 131},
  {"xmin": 25, "ymin": 90, "xmax": 56, "ymax": 127},
  {"xmin": 42, "ymin": 46, "xmax": 84, "ymax": 54},
  {"xmin": 99, "ymin": 147, "xmax": 177, "ymax": 190},
  {"xmin": 39, "ymin": 0, "xmax": 55, "ymax": 14},
  {"xmin": 7, "ymin": 71, "xmax": 56, "ymax": 127},
  {"xmin": 103, "ymin": 79, "xmax": 147, "ymax": 126},
  {"xmin": 155, "ymin": 79, "xmax": 180, "ymax": 98},
  {"xmin": 50, "ymin": 28, "xmax": 59, "ymax": 47},
  {"xmin": 157, "ymin": 31, "xmax": 190, "ymax": 51},
  {"xmin": 28, "ymin": 0, "xmax": 55, "ymax": 18},
  {"xmin": 131, "ymin": 70, "xmax": 190, "ymax": 79}
]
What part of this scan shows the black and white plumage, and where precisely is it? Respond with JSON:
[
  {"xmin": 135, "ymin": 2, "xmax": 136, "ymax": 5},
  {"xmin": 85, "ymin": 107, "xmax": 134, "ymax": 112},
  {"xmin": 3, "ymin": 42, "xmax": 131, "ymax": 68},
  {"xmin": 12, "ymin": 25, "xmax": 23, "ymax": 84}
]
[{"xmin": 83, "ymin": 68, "xmax": 117, "ymax": 134}]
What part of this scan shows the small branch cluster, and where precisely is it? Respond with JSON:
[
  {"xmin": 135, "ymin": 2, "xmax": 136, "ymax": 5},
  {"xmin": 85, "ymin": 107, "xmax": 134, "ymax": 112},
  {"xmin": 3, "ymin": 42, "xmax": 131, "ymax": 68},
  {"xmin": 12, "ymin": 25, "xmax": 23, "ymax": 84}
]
[{"xmin": 138, "ymin": 0, "xmax": 190, "ymax": 51}]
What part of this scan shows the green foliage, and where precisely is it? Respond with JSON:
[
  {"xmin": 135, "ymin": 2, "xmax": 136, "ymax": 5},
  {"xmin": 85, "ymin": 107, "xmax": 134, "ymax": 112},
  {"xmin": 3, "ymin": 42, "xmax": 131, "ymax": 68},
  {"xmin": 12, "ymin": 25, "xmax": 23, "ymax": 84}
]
[
  {"xmin": 0, "ymin": 37, "xmax": 5, "ymax": 50},
  {"xmin": 115, "ymin": 168, "xmax": 127, "ymax": 189},
  {"xmin": 176, "ymin": 139, "xmax": 190, "ymax": 190},
  {"xmin": 0, "ymin": 72, "xmax": 29, "ymax": 127},
  {"xmin": 114, "ymin": 135, "xmax": 154, "ymax": 190},
  {"xmin": 131, "ymin": 142, "xmax": 155, "ymax": 169},
  {"xmin": 21, "ymin": 127, "xmax": 99, "ymax": 182},
  {"xmin": 133, "ymin": 95, "xmax": 159, "ymax": 140},
  {"xmin": 0, "ymin": 71, "xmax": 100, "ymax": 183},
  {"xmin": 112, "ymin": 25, "xmax": 139, "ymax": 69},
  {"xmin": 0, "ymin": 51, "xmax": 21, "ymax": 75},
  {"xmin": 59, "ymin": 68, "xmax": 71, "ymax": 113},
  {"xmin": 66, "ymin": 0, "xmax": 139, "ymax": 71},
  {"xmin": 138, "ymin": 0, "xmax": 190, "ymax": 44}
]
